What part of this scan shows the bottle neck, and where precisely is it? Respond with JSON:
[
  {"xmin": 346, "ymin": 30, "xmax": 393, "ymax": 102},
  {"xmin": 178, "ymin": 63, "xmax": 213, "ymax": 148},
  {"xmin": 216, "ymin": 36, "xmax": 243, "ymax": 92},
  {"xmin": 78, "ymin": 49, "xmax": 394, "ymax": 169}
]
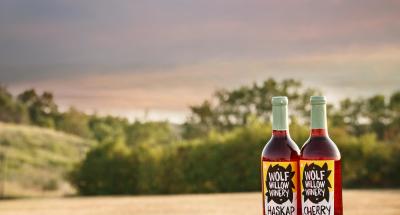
[
  {"xmin": 272, "ymin": 130, "xmax": 289, "ymax": 137},
  {"xmin": 272, "ymin": 104, "xmax": 288, "ymax": 131},
  {"xmin": 310, "ymin": 103, "xmax": 328, "ymax": 136},
  {"xmin": 311, "ymin": 128, "xmax": 328, "ymax": 136}
]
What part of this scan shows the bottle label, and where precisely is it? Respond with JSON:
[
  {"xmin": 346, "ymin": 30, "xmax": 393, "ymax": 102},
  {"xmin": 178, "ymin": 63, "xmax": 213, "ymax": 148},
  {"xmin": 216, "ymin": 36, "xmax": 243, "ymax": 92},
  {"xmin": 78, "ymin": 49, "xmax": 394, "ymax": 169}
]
[
  {"xmin": 262, "ymin": 161, "xmax": 297, "ymax": 215},
  {"xmin": 300, "ymin": 160, "xmax": 334, "ymax": 215}
]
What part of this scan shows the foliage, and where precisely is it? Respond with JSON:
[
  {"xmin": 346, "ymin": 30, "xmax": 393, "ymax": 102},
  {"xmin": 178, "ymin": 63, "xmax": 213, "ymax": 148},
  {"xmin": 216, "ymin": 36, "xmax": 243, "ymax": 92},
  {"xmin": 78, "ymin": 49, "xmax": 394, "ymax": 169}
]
[
  {"xmin": 125, "ymin": 121, "xmax": 179, "ymax": 147},
  {"xmin": 88, "ymin": 115, "xmax": 128, "ymax": 144},
  {"xmin": 0, "ymin": 122, "xmax": 93, "ymax": 197},
  {"xmin": 55, "ymin": 108, "xmax": 92, "ymax": 138},
  {"xmin": 1, "ymin": 79, "xmax": 400, "ymax": 196},
  {"xmin": 0, "ymin": 86, "xmax": 30, "ymax": 124},
  {"xmin": 71, "ymin": 121, "xmax": 400, "ymax": 195},
  {"xmin": 69, "ymin": 142, "xmax": 139, "ymax": 195},
  {"xmin": 183, "ymin": 79, "xmax": 319, "ymax": 138},
  {"xmin": 18, "ymin": 89, "xmax": 58, "ymax": 128}
]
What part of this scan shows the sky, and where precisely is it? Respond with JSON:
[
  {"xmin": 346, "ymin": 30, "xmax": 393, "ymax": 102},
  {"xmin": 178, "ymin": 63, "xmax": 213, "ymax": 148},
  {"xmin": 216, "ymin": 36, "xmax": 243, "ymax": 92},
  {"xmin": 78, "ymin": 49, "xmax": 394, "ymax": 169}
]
[{"xmin": 1, "ymin": 0, "xmax": 400, "ymax": 123}]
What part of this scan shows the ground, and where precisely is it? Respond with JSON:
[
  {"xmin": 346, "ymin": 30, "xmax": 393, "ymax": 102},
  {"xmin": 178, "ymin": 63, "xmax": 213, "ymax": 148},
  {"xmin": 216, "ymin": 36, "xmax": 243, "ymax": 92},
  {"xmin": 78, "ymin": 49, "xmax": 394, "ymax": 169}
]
[{"xmin": 0, "ymin": 190, "xmax": 399, "ymax": 215}]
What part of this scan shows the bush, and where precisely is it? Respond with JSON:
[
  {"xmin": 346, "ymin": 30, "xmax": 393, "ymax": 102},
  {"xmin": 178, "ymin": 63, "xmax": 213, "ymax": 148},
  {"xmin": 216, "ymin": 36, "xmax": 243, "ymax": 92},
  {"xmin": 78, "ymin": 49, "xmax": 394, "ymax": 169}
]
[
  {"xmin": 42, "ymin": 179, "xmax": 59, "ymax": 191},
  {"xmin": 70, "ymin": 142, "xmax": 139, "ymax": 195},
  {"xmin": 70, "ymin": 122, "xmax": 400, "ymax": 195}
]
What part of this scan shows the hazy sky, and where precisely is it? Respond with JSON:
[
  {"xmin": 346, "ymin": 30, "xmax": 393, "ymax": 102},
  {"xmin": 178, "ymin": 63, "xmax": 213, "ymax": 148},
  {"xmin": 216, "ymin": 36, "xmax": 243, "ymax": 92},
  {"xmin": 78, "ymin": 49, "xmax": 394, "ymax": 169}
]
[{"xmin": 1, "ymin": 0, "xmax": 400, "ymax": 122}]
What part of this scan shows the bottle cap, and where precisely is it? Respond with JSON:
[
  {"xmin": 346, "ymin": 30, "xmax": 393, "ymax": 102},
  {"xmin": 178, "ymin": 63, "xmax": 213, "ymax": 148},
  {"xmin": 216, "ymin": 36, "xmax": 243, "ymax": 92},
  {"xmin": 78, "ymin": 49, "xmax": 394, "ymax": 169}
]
[
  {"xmin": 310, "ymin": 96, "xmax": 326, "ymax": 105},
  {"xmin": 272, "ymin": 96, "xmax": 288, "ymax": 106}
]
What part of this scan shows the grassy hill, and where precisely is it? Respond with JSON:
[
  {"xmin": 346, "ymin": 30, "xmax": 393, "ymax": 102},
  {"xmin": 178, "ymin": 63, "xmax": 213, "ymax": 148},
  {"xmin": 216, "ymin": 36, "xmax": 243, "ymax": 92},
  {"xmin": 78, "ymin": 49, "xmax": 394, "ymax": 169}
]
[{"xmin": 0, "ymin": 123, "xmax": 94, "ymax": 197}]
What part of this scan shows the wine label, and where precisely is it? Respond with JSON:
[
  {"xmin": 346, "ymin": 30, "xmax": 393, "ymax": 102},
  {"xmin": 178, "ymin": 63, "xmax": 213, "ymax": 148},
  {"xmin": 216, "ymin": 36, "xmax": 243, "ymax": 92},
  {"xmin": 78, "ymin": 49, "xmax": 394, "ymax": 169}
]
[
  {"xmin": 262, "ymin": 161, "xmax": 297, "ymax": 215},
  {"xmin": 300, "ymin": 160, "xmax": 334, "ymax": 215}
]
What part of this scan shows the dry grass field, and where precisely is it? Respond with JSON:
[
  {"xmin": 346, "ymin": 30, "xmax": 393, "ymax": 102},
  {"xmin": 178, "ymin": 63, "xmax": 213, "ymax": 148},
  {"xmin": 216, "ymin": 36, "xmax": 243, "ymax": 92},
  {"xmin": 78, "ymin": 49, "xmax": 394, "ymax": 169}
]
[{"xmin": 0, "ymin": 190, "xmax": 399, "ymax": 215}]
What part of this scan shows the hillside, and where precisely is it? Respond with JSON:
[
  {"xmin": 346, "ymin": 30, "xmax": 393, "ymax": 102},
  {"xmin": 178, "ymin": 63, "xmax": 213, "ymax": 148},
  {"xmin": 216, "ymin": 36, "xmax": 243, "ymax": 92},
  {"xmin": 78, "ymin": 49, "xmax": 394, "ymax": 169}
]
[{"xmin": 0, "ymin": 123, "xmax": 94, "ymax": 197}]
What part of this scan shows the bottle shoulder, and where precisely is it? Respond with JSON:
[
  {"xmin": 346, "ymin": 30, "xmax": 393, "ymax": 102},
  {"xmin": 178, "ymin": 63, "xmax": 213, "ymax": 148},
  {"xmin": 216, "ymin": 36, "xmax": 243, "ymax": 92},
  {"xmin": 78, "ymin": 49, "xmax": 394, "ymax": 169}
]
[
  {"xmin": 261, "ymin": 135, "xmax": 300, "ymax": 161},
  {"xmin": 300, "ymin": 135, "xmax": 341, "ymax": 160}
]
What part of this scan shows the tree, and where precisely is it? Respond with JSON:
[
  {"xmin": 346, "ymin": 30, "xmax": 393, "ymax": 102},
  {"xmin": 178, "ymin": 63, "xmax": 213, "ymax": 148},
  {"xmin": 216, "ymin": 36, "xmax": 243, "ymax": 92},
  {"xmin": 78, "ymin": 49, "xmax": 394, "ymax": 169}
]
[
  {"xmin": 125, "ymin": 121, "xmax": 179, "ymax": 147},
  {"xmin": 385, "ymin": 91, "xmax": 400, "ymax": 141},
  {"xmin": 88, "ymin": 115, "xmax": 128, "ymax": 144},
  {"xmin": 0, "ymin": 86, "xmax": 14, "ymax": 122},
  {"xmin": 183, "ymin": 78, "xmax": 319, "ymax": 138},
  {"xmin": 389, "ymin": 91, "xmax": 400, "ymax": 114},
  {"xmin": 18, "ymin": 89, "xmax": 58, "ymax": 128},
  {"xmin": 69, "ymin": 142, "xmax": 139, "ymax": 195},
  {"xmin": 331, "ymin": 98, "xmax": 366, "ymax": 136},
  {"xmin": 0, "ymin": 86, "xmax": 29, "ymax": 124},
  {"xmin": 55, "ymin": 107, "xmax": 92, "ymax": 138},
  {"xmin": 366, "ymin": 95, "xmax": 388, "ymax": 139}
]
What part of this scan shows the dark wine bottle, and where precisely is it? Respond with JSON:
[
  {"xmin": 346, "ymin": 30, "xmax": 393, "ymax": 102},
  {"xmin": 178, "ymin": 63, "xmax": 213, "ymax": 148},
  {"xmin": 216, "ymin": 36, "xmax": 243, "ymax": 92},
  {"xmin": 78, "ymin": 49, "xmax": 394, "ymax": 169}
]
[
  {"xmin": 261, "ymin": 96, "xmax": 301, "ymax": 215},
  {"xmin": 300, "ymin": 96, "xmax": 343, "ymax": 215}
]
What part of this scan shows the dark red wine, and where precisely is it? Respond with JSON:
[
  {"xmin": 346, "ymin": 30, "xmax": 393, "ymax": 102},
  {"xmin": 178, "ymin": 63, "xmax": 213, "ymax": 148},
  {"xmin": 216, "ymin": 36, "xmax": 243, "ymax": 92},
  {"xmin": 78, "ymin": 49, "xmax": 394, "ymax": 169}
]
[
  {"xmin": 300, "ymin": 96, "xmax": 342, "ymax": 215},
  {"xmin": 261, "ymin": 97, "xmax": 300, "ymax": 215}
]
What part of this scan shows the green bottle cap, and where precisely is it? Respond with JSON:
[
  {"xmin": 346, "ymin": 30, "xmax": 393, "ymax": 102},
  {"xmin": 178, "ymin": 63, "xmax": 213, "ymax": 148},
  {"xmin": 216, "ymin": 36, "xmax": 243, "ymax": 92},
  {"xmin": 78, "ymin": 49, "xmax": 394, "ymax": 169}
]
[
  {"xmin": 272, "ymin": 96, "xmax": 288, "ymax": 130},
  {"xmin": 272, "ymin": 96, "xmax": 288, "ymax": 106},
  {"xmin": 310, "ymin": 96, "xmax": 326, "ymax": 105},
  {"xmin": 310, "ymin": 96, "xmax": 327, "ymax": 129}
]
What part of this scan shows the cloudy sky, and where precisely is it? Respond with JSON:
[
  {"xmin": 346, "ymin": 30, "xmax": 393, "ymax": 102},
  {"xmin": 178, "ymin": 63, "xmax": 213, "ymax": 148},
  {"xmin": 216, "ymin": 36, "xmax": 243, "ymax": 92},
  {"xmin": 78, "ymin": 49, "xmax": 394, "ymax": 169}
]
[{"xmin": 1, "ymin": 0, "xmax": 400, "ymax": 123}]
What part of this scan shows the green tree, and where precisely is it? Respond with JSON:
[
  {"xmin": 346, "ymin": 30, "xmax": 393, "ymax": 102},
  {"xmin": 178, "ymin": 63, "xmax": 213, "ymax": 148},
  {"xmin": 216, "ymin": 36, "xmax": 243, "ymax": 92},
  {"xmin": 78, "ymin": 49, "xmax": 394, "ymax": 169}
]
[
  {"xmin": 331, "ymin": 98, "xmax": 366, "ymax": 136},
  {"xmin": 366, "ymin": 95, "xmax": 388, "ymax": 139},
  {"xmin": 88, "ymin": 115, "xmax": 127, "ymax": 144},
  {"xmin": 183, "ymin": 79, "xmax": 319, "ymax": 138},
  {"xmin": 18, "ymin": 89, "xmax": 58, "ymax": 128},
  {"xmin": 389, "ymin": 91, "xmax": 400, "ymax": 113},
  {"xmin": 125, "ymin": 121, "xmax": 179, "ymax": 147},
  {"xmin": 386, "ymin": 91, "xmax": 400, "ymax": 141},
  {"xmin": 70, "ymin": 142, "xmax": 139, "ymax": 195},
  {"xmin": 0, "ymin": 86, "xmax": 29, "ymax": 123},
  {"xmin": 55, "ymin": 107, "xmax": 92, "ymax": 138}
]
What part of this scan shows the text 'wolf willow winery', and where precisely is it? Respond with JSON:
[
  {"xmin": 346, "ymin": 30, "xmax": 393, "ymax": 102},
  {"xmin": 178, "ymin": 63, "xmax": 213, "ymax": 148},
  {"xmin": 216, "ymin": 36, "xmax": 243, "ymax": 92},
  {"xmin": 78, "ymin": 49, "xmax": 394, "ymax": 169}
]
[
  {"xmin": 261, "ymin": 97, "xmax": 300, "ymax": 215},
  {"xmin": 300, "ymin": 96, "xmax": 343, "ymax": 215}
]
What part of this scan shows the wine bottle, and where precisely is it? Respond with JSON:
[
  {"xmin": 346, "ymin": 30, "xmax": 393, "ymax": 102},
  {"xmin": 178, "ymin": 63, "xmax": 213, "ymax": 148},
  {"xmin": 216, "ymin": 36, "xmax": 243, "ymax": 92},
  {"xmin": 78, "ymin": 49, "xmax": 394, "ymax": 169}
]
[
  {"xmin": 300, "ymin": 96, "xmax": 342, "ymax": 215},
  {"xmin": 261, "ymin": 96, "xmax": 300, "ymax": 215}
]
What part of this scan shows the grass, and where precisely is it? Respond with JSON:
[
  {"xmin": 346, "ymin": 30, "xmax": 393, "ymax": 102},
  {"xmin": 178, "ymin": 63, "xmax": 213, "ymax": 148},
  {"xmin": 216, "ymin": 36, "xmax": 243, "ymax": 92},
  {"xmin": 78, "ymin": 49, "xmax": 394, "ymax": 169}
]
[
  {"xmin": 0, "ymin": 190, "xmax": 399, "ymax": 215},
  {"xmin": 0, "ymin": 122, "xmax": 94, "ymax": 197}
]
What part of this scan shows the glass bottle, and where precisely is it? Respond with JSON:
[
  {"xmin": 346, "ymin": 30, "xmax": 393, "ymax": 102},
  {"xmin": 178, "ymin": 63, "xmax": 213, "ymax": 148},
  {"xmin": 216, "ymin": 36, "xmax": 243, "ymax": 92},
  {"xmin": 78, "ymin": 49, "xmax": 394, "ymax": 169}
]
[
  {"xmin": 261, "ymin": 96, "xmax": 300, "ymax": 215},
  {"xmin": 300, "ymin": 96, "xmax": 342, "ymax": 215}
]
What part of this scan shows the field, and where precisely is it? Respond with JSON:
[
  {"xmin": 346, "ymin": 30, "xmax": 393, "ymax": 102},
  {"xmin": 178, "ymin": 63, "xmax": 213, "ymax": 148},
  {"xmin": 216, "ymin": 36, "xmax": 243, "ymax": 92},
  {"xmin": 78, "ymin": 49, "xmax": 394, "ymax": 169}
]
[{"xmin": 0, "ymin": 190, "xmax": 399, "ymax": 215}]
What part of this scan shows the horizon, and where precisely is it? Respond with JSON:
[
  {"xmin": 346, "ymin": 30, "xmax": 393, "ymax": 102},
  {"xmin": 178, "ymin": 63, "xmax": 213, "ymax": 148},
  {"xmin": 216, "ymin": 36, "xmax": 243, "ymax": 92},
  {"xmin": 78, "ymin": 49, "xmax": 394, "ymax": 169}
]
[{"xmin": 1, "ymin": 0, "xmax": 400, "ymax": 123}]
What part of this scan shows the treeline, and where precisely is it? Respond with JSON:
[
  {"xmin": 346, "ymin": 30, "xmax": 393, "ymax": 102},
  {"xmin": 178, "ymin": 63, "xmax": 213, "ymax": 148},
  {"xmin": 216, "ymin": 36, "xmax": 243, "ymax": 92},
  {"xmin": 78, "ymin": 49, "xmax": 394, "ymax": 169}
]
[
  {"xmin": 0, "ymin": 86, "xmax": 93, "ymax": 138},
  {"xmin": 70, "ymin": 121, "xmax": 400, "ymax": 195},
  {"xmin": 1, "ymin": 79, "xmax": 400, "ymax": 195},
  {"xmin": 69, "ymin": 79, "xmax": 400, "ymax": 195},
  {"xmin": 0, "ymin": 86, "xmax": 178, "ymax": 145},
  {"xmin": 183, "ymin": 79, "xmax": 400, "ymax": 143}
]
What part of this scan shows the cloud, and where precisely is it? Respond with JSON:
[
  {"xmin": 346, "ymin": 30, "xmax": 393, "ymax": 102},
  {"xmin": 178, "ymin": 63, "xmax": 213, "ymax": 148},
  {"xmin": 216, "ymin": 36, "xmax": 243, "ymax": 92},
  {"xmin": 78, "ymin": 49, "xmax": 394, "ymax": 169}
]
[
  {"xmin": 1, "ymin": 0, "xmax": 400, "ymax": 121},
  {"xmin": 8, "ymin": 46, "xmax": 400, "ymax": 122},
  {"xmin": 1, "ymin": 0, "xmax": 400, "ymax": 81}
]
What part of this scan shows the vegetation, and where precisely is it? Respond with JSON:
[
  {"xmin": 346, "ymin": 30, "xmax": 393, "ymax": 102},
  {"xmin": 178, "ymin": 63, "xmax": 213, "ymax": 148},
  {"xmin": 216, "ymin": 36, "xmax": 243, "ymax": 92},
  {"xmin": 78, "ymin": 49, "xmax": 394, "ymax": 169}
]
[
  {"xmin": 0, "ymin": 78, "xmax": 399, "ymax": 196},
  {"xmin": 0, "ymin": 122, "xmax": 93, "ymax": 197}
]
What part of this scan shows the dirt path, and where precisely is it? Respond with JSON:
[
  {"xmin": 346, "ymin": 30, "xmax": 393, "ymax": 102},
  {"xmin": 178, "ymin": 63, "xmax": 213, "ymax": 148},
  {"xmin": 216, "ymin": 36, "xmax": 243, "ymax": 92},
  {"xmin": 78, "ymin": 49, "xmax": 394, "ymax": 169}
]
[{"xmin": 0, "ymin": 190, "xmax": 399, "ymax": 215}]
